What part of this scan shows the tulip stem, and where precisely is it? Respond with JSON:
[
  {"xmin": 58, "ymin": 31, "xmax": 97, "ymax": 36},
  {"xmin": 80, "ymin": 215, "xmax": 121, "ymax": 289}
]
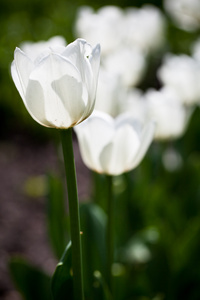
[
  {"xmin": 60, "ymin": 128, "xmax": 84, "ymax": 300},
  {"xmin": 106, "ymin": 175, "xmax": 114, "ymax": 297}
]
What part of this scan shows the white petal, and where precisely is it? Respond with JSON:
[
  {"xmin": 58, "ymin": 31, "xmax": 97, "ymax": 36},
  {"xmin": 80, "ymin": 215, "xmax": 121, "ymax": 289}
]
[
  {"xmin": 75, "ymin": 129, "xmax": 100, "ymax": 172},
  {"xmin": 52, "ymin": 75, "xmax": 86, "ymax": 127},
  {"xmin": 12, "ymin": 48, "xmax": 34, "ymax": 100},
  {"xmin": 81, "ymin": 43, "xmax": 101, "ymax": 119},
  {"xmin": 89, "ymin": 43, "xmax": 101, "ymax": 81},
  {"xmin": 130, "ymin": 122, "xmax": 155, "ymax": 169},
  {"xmin": 61, "ymin": 39, "xmax": 92, "ymax": 80},
  {"xmin": 115, "ymin": 112, "xmax": 143, "ymax": 134},
  {"xmin": 11, "ymin": 61, "xmax": 26, "ymax": 102},
  {"xmin": 75, "ymin": 111, "xmax": 114, "ymax": 172},
  {"xmin": 99, "ymin": 125, "xmax": 140, "ymax": 175},
  {"xmin": 26, "ymin": 53, "xmax": 86, "ymax": 128},
  {"xmin": 62, "ymin": 39, "xmax": 99, "ymax": 118},
  {"xmin": 25, "ymin": 79, "xmax": 54, "ymax": 127}
]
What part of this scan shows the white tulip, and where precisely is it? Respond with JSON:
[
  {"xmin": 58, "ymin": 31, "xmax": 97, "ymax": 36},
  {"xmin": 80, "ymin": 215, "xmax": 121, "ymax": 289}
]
[
  {"xmin": 162, "ymin": 147, "xmax": 182, "ymax": 172},
  {"xmin": 74, "ymin": 6, "xmax": 124, "ymax": 56},
  {"xmin": 164, "ymin": 0, "xmax": 200, "ymax": 31},
  {"xmin": 157, "ymin": 54, "xmax": 200, "ymax": 105},
  {"xmin": 11, "ymin": 38, "xmax": 101, "ymax": 129},
  {"xmin": 145, "ymin": 88, "xmax": 191, "ymax": 140},
  {"xmin": 119, "ymin": 88, "xmax": 147, "ymax": 123},
  {"xmin": 124, "ymin": 5, "xmax": 166, "ymax": 53},
  {"xmin": 95, "ymin": 68, "xmax": 126, "ymax": 117},
  {"xmin": 74, "ymin": 111, "xmax": 155, "ymax": 176},
  {"xmin": 102, "ymin": 45, "xmax": 146, "ymax": 87}
]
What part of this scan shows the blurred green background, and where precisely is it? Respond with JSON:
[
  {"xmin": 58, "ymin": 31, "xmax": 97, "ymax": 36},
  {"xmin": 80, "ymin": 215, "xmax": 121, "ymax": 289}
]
[{"xmin": 1, "ymin": 0, "xmax": 200, "ymax": 299}]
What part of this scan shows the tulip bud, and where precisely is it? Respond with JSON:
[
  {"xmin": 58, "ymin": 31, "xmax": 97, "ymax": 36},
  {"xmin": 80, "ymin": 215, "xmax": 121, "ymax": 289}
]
[
  {"xmin": 75, "ymin": 111, "xmax": 155, "ymax": 176},
  {"xmin": 11, "ymin": 38, "xmax": 101, "ymax": 129}
]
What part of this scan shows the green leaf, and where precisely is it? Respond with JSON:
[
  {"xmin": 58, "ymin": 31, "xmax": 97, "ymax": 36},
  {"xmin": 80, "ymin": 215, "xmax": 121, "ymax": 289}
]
[
  {"xmin": 93, "ymin": 270, "xmax": 112, "ymax": 300},
  {"xmin": 9, "ymin": 256, "xmax": 52, "ymax": 300},
  {"xmin": 47, "ymin": 173, "xmax": 69, "ymax": 259},
  {"xmin": 51, "ymin": 241, "xmax": 73, "ymax": 300},
  {"xmin": 80, "ymin": 202, "xmax": 107, "ymax": 298}
]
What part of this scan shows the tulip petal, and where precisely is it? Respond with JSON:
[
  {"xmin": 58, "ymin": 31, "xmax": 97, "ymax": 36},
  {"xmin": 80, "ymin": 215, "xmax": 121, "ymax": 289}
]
[
  {"xmin": 99, "ymin": 125, "xmax": 140, "ymax": 175},
  {"xmin": 89, "ymin": 44, "xmax": 101, "ymax": 84},
  {"xmin": 115, "ymin": 112, "xmax": 142, "ymax": 134},
  {"xmin": 130, "ymin": 122, "xmax": 155, "ymax": 169},
  {"xmin": 25, "ymin": 80, "xmax": 54, "ymax": 127},
  {"xmin": 62, "ymin": 39, "xmax": 93, "ymax": 84},
  {"xmin": 62, "ymin": 39, "xmax": 99, "ymax": 120},
  {"xmin": 11, "ymin": 48, "xmax": 34, "ymax": 101},
  {"xmin": 75, "ymin": 131, "xmax": 94, "ymax": 170},
  {"xmin": 11, "ymin": 62, "xmax": 25, "ymax": 102},
  {"xmin": 81, "ymin": 43, "xmax": 101, "ymax": 120},
  {"xmin": 75, "ymin": 112, "xmax": 114, "ymax": 172},
  {"xmin": 52, "ymin": 75, "xmax": 86, "ymax": 127},
  {"xmin": 26, "ymin": 53, "xmax": 86, "ymax": 128}
]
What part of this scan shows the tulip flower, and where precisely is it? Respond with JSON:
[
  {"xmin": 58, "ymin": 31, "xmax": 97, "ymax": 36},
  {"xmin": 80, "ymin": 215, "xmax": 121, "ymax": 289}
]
[
  {"xmin": 119, "ymin": 87, "xmax": 147, "ymax": 123},
  {"xmin": 95, "ymin": 68, "xmax": 125, "ymax": 117},
  {"xmin": 75, "ymin": 110, "xmax": 154, "ymax": 295},
  {"xmin": 11, "ymin": 38, "xmax": 101, "ymax": 300},
  {"xmin": 75, "ymin": 111, "xmax": 155, "ymax": 176},
  {"xmin": 144, "ymin": 87, "xmax": 191, "ymax": 140},
  {"xmin": 164, "ymin": 0, "xmax": 200, "ymax": 32},
  {"xmin": 103, "ymin": 45, "xmax": 146, "ymax": 87},
  {"xmin": 157, "ymin": 54, "xmax": 200, "ymax": 106},
  {"xmin": 11, "ymin": 38, "xmax": 101, "ymax": 129},
  {"xmin": 75, "ymin": 5, "xmax": 124, "ymax": 56},
  {"xmin": 123, "ymin": 5, "xmax": 166, "ymax": 53}
]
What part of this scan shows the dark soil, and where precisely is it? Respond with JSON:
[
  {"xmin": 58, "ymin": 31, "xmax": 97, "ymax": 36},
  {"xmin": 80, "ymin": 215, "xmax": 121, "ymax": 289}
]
[{"xmin": 0, "ymin": 133, "xmax": 91, "ymax": 300}]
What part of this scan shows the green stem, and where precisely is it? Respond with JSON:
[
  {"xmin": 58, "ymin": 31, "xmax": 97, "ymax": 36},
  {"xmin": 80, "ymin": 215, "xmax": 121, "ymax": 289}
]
[
  {"xmin": 60, "ymin": 128, "xmax": 84, "ymax": 300},
  {"xmin": 106, "ymin": 175, "xmax": 114, "ymax": 297}
]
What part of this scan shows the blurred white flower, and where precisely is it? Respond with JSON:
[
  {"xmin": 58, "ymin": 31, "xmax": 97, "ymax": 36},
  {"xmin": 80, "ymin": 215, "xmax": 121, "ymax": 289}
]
[
  {"xmin": 74, "ymin": 111, "xmax": 155, "ymax": 176},
  {"xmin": 164, "ymin": 0, "xmax": 200, "ymax": 31},
  {"xmin": 20, "ymin": 36, "xmax": 67, "ymax": 61},
  {"xmin": 95, "ymin": 68, "xmax": 125, "ymax": 117},
  {"xmin": 11, "ymin": 38, "xmax": 101, "ymax": 129},
  {"xmin": 162, "ymin": 147, "xmax": 183, "ymax": 172},
  {"xmin": 74, "ymin": 5, "xmax": 124, "ymax": 56},
  {"xmin": 124, "ymin": 5, "xmax": 166, "ymax": 53},
  {"xmin": 119, "ymin": 88, "xmax": 147, "ymax": 123},
  {"xmin": 157, "ymin": 54, "xmax": 200, "ymax": 105},
  {"xmin": 144, "ymin": 88, "xmax": 190, "ymax": 140},
  {"xmin": 102, "ymin": 45, "xmax": 146, "ymax": 87},
  {"xmin": 122, "ymin": 240, "xmax": 151, "ymax": 264}
]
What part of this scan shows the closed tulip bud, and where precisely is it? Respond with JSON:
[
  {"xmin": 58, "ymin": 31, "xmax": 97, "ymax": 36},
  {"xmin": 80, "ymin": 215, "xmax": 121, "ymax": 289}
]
[
  {"xmin": 11, "ymin": 38, "xmax": 101, "ymax": 129},
  {"xmin": 75, "ymin": 111, "xmax": 155, "ymax": 176}
]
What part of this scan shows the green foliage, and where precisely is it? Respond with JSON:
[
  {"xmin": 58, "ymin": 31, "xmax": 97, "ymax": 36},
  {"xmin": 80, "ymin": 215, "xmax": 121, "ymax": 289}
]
[
  {"xmin": 80, "ymin": 202, "xmax": 107, "ymax": 299},
  {"xmin": 108, "ymin": 108, "xmax": 200, "ymax": 299},
  {"xmin": 9, "ymin": 257, "xmax": 53, "ymax": 300},
  {"xmin": 51, "ymin": 241, "xmax": 73, "ymax": 300},
  {"xmin": 46, "ymin": 174, "xmax": 69, "ymax": 259},
  {"xmin": 51, "ymin": 203, "xmax": 110, "ymax": 300}
]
